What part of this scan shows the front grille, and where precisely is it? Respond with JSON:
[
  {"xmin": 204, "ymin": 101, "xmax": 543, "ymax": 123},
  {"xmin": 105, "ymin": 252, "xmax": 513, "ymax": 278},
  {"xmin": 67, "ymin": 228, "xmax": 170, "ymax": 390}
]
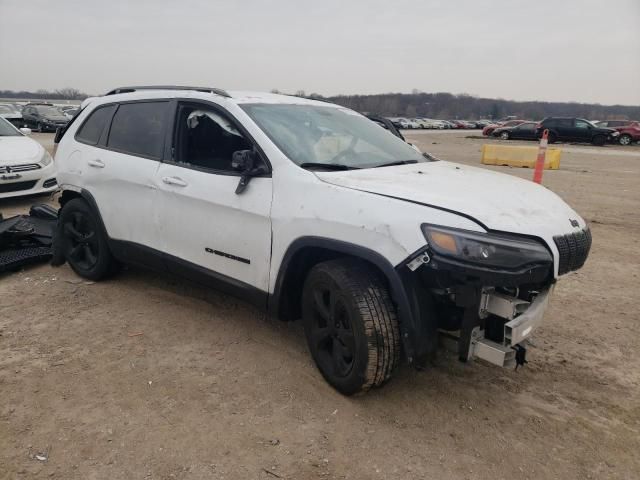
[
  {"xmin": 554, "ymin": 228, "xmax": 592, "ymax": 275},
  {"xmin": 0, "ymin": 180, "xmax": 38, "ymax": 193},
  {"xmin": 0, "ymin": 164, "xmax": 41, "ymax": 174}
]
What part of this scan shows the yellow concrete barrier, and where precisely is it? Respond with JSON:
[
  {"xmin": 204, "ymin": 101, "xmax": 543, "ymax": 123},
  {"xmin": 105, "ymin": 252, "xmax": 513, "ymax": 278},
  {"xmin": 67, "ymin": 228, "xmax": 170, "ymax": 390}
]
[{"xmin": 481, "ymin": 144, "xmax": 561, "ymax": 169}]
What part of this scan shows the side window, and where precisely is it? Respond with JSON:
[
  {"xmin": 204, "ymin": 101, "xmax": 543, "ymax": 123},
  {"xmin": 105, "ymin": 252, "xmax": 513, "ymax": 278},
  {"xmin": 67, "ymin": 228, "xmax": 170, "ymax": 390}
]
[
  {"xmin": 519, "ymin": 123, "xmax": 535, "ymax": 131},
  {"xmin": 174, "ymin": 104, "xmax": 254, "ymax": 172},
  {"xmin": 557, "ymin": 119, "xmax": 573, "ymax": 127},
  {"xmin": 107, "ymin": 102, "xmax": 168, "ymax": 159},
  {"xmin": 575, "ymin": 120, "xmax": 590, "ymax": 129},
  {"xmin": 76, "ymin": 105, "xmax": 116, "ymax": 145}
]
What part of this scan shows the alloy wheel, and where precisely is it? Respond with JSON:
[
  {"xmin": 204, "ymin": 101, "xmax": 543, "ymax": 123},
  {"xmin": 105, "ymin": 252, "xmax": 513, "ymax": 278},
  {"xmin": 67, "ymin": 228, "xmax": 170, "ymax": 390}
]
[
  {"xmin": 308, "ymin": 284, "xmax": 356, "ymax": 378},
  {"xmin": 63, "ymin": 211, "xmax": 99, "ymax": 271}
]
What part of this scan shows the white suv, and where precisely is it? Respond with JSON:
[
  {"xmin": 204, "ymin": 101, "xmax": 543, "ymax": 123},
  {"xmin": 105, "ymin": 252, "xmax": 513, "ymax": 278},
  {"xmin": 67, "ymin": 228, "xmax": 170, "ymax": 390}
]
[{"xmin": 53, "ymin": 86, "xmax": 591, "ymax": 395}]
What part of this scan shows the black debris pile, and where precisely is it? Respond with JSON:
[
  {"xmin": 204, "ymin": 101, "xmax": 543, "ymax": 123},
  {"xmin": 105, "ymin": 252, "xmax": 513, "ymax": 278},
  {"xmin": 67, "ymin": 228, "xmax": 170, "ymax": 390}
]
[{"xmin": 0, "ymin": 204, "xmax": 58, "ymax": 273}]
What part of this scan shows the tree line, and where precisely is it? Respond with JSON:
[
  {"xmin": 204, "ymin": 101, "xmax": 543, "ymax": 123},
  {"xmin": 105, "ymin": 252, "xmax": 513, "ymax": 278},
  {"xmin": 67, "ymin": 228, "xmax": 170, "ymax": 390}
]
[
  {"xmin": 2, "ymin": 87, "xmax": 637, "ymax": 121},
  {"xmin": 0, "ymin": 88, "xmax": 88, "ymax": 100},
  {"xmin": 286, "ymin": 90, "xmax": 639, "ymax": 121}
]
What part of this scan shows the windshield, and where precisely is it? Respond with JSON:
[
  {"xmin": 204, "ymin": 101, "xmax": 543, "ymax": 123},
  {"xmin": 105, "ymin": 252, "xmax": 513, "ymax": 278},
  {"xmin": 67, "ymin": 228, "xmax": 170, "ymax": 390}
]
[
  {"xmin": 0, "ymin": 117, "xmax": 21, "ymax": 136},
  {"xmin": 35, "ymin": 106, "xmax": 64, "ymax": 116},
  {"xmin": 240, "ymin": 104, "xmax": 425, "ymax": 169},
  {"xmin": 0, "ymin": 105, "xmax": 18, "ymax": 114}
]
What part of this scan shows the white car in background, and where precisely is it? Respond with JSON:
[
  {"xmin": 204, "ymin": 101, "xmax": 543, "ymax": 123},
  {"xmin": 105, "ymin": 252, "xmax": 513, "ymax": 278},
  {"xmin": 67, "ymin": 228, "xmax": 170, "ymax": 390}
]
[
  {"xmin": 0, "ymin": 117, "xmax": 57, "ymax": 199},
  {"xmin": 0, "ymin": 103, "xmax": 24, "ymax": 128}
]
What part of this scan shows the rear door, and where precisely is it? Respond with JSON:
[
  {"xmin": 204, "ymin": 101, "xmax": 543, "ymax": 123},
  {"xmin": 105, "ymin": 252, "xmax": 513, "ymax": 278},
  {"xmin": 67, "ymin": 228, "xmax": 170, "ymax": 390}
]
[
  {"xmin": 155, "ymin": 100, "xmax": 273, "ymax": 296},
  {"xmin": 78, "ymin": 100, "xmax": 171, "ymax": 258}
]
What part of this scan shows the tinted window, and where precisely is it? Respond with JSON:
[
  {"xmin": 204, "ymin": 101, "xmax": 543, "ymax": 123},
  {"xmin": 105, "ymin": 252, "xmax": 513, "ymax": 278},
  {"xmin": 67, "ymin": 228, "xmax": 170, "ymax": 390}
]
[
  {"xmin": 107, "ymin": 102, "xmax": 168, "ymax": 159},
  {"xmin": 174, "ymin": 103, "xmax": 254, "ymax": 172},
  {"xmin": 555, "ymin": 119, "xmax": 572, "ymax": 127},
  {"xmin": 575, "ymin": 120, "xmax": 590, "ymax": 129},
  {"xmin": 518, "ymin": 123, "xmax": 535, "ymax": 131},
  {"xmin": 76, "ymin": 105, "xmax": 116, "ymax": 145}
]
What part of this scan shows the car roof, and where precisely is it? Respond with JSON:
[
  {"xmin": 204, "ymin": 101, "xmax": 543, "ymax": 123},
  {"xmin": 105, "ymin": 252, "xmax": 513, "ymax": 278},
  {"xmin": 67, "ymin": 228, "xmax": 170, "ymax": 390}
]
[{"xmin": 94, "ymin": 86, "xmax": 340, "ymax": 109}]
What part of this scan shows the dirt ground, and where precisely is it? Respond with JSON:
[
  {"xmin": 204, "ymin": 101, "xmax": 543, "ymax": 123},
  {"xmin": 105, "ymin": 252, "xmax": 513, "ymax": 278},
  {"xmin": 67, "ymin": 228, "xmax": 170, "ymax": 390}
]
[{"xmin": 1, "ymin": 132, "xmax": 639, "ymax": 479}]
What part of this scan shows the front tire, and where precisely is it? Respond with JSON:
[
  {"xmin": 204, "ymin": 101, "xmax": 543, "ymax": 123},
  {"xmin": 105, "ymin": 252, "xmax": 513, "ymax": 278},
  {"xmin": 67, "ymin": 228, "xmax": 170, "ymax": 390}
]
[
  {"xmin": 619, "ymin": 134, "xmax": 632, "ymax": 146},
  {"xmin": 58, "ymin": 198, "xmax": 117, "ymax": 280},
  {"xmin": 592, "ymin": 135, "xmax": 606, "ymax": 146},
  {"xmin": 500, "ymin": 131, "xmax": 510, "ymax": 140},
  {"xmin": 302, "ymin": 259, "xmax": 400, "ymax": 395}
]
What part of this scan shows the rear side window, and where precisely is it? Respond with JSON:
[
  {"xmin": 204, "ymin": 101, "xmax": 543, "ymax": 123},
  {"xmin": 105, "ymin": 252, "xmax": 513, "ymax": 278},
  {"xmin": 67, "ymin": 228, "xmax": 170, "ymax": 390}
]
[
  {"xmin": 107, "ymin": 102, "xmax": 169, "ymax": 159},
  {"xmin": 76, "ymin": 105, "xmax": 116, "ymax": 145}
]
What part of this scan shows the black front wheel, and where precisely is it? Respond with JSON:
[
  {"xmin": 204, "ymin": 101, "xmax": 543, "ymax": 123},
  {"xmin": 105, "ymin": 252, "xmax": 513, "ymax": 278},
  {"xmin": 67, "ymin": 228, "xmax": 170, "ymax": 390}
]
[
  {"xmin": 58, "ymin": 198, "xmax": 117, "ymax": 280},
  {"xmin": 592, "ymin": 135, "xmax": 606, "ymax": 146},
  {"xmin": 302, "ymin": 259, "xmax": 400, "ymax": 395}
]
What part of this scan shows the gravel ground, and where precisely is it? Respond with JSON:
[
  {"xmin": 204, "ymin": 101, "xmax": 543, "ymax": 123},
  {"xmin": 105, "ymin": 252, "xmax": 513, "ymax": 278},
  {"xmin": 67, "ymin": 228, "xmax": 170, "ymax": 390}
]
[{"xmin": 1, "ymin": 132, "xmax": 638, "ymax": 479}]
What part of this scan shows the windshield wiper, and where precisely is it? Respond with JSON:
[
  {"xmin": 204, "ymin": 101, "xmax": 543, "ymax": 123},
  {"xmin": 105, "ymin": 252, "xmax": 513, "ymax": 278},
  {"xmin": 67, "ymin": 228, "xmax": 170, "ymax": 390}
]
[
  {"xmin": 299, "ymin": 162, "xmax": 359, "ymax": 171},
  {"xmin": 373, "ymin": 160, "xmax": 419, "ymax": 168}
]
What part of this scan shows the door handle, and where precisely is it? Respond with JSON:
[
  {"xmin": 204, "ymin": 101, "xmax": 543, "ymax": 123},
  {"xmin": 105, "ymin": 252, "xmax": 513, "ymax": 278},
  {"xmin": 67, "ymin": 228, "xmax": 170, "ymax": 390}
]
[
  {"xmin": 87, "ymin": 159, "xmax": 105, "ymax": 168},
  {"xmin": 162, "ymin": 176, "xmax": 188, "ymax": 187}
]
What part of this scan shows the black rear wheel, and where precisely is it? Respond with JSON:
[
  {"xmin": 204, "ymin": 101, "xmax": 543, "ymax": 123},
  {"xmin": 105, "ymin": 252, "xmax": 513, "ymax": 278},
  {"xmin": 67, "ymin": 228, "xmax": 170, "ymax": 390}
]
[
  {"xmin": 58, "ymin": 198, "xmax": 117, "ymax": 280},
  {"xmin": 302, "ymin": 259, "xmax": 400, "ymax": 395}
]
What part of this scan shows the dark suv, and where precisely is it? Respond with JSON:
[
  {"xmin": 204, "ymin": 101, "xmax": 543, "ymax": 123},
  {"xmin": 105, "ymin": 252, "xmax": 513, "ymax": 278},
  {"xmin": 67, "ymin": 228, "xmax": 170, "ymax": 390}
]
[
  {"xmin": 536, "ymin": 117, "xmax": 618, "ymax": 146},
  {"xmin": 21, "ymin": 104, "xmax": 70, "ymax": 132}
]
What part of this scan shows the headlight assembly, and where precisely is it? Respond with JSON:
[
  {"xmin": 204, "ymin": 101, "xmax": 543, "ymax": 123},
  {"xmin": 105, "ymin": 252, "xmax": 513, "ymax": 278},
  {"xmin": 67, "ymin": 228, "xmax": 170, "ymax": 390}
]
[
  {"xmin": 421, "ymin": 224, "xmax": 552, "ymax": 270},
  {"xmin": 39, "ymin": 150, "xmax": 53, "ymax": 166}
]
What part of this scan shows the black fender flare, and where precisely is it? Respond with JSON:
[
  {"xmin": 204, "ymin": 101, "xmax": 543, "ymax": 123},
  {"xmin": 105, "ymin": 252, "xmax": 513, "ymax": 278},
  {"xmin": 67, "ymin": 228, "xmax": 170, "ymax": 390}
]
[{"xmin": 269, "ymin": 236, "xmax": 423, "ymax": 362}]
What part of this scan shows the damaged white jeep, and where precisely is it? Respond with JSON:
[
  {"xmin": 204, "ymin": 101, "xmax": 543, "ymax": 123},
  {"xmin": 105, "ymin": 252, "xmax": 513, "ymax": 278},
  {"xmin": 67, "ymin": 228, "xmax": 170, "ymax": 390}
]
[{"xmin": 53, "ymin": 86, "xmax": 591, "ymax": 395}]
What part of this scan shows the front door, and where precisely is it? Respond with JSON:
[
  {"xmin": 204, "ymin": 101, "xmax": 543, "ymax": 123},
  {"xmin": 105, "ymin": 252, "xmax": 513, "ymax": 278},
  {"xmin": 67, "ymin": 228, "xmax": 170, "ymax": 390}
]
[{"xmin": 156, "ymin": 101, "xmax": 273, "ymax": 297}]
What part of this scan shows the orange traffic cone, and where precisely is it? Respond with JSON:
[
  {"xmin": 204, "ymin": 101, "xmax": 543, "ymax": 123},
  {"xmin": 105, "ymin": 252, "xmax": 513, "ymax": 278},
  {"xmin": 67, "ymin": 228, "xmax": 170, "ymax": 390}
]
[{"xmin": 533, "ymin": 129, "xmax": 548, "ymax": 184}]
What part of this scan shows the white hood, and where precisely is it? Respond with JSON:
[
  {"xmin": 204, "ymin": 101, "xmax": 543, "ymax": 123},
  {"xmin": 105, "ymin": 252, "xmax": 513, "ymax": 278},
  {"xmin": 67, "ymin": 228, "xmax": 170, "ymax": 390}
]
[
  {"xmin": 0, "ymin": 136, "xmax": 44, "ymax": 166},
  {"xmin": 315, "ymin": 161, "xmax": 585, "ymax": 238}
]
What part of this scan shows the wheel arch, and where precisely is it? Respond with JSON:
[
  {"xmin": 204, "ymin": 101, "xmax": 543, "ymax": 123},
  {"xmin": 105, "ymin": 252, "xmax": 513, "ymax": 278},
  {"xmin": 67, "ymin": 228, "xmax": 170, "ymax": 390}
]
[
  {"xmin": 270, "ymin": 237, "xmax": 414, "ymax": 325},
  {"xmin": 59, "ymin": 188, "xmax": 110, "ymax": 240}
]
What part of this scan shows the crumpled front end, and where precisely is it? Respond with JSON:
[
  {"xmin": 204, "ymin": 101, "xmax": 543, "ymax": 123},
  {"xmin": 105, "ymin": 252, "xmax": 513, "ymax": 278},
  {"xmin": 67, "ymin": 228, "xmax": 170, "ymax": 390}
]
[{"xmin": 395, "ymin": 226, "xmax": 591, "ymax": 368}]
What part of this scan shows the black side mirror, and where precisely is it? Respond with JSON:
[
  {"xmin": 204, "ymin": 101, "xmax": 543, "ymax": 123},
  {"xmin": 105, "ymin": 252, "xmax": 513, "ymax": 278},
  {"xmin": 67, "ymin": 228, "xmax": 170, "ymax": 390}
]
[
  {"xmin": 232, "ymin": 149, "xmax": 256, "ymax": 173},
  {"xmin": 232, "ymin": 150, "xmax": 265, "ymax": 194}
]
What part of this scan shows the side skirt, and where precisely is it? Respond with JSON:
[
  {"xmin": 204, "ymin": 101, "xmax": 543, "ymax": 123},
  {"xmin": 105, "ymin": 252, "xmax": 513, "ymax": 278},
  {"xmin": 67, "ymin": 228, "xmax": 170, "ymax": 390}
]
[{"xmin": 108, "ymin": 239, "xmax": 268, "ymax": 309}]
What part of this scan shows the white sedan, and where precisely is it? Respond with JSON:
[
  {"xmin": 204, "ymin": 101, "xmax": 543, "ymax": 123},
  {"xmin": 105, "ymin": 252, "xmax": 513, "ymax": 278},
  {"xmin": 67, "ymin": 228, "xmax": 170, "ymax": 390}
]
[{"xmin": 0, "ymin": 117, "xmax": 57, "ymax": 199}]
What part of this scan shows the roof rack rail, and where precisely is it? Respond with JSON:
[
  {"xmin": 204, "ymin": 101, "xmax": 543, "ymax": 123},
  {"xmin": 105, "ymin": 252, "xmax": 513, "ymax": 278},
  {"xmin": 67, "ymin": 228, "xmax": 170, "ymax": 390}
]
[{"xmin": 105, "ymin": 85, "xmax": 231, "ymax": 98}]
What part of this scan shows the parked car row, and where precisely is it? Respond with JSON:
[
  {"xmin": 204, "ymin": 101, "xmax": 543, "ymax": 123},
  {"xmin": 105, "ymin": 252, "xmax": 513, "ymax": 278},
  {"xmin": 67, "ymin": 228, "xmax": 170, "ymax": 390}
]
[
  {"xmin": 387, "ymin": 117, "xmax": 492, "ymax": 130},
  {"xmin": 482, "ymin": 117, "xmax": 638, "ymax": 146},
  {"xmin": 0, "ymin": 102, "xmax": 81, "ymax": 131}
]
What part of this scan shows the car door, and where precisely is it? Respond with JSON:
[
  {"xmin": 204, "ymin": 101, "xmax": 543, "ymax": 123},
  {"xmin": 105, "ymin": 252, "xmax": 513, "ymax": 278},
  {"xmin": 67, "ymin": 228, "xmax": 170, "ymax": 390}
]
[
  {"xmin": 22, "ymin": 107, "xmax": 35, "ymax": 128},
  {"xmin": 77, "ymin": 100, "xmax": 171, "ymax": 264},
  {"xmin": 155, "ymin": 100, "xmax": 273, "ymax": 297},
  {"xmin": 573, "ymin": 119, "xmax": 592, "ymax": 142}
]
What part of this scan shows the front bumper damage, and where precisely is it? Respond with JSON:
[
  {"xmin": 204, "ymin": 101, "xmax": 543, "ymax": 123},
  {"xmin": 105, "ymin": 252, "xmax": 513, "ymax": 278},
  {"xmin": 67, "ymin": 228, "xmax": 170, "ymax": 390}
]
[
  {"xmin": 395, "ymin": 247, "xmax": 556, "ymax": 369},
  {"xmin": 453, "ymin": 287, "xmax": 553, "ymax": 368}
]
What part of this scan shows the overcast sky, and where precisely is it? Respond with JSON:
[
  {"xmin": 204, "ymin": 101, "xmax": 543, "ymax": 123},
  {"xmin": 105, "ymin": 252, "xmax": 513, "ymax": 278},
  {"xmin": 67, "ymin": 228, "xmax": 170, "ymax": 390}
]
[{"xmin": 1, "ymin": 0, "xmax": 638, "ymax": 105}]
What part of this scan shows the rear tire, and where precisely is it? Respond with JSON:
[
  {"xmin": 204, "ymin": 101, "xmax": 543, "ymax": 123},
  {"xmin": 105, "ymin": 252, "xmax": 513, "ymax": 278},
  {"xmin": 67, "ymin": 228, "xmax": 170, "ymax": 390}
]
[
  {"xmin": 547, "ymin": 132, "xmax": 557, "ymax": 144},
  {"xmin": 592, "ymin": 135, "xmax": 606, "ymax": 146},
  {"xmin": 619, "ymin": 134, "xmax": 632, "ymax": 146},
  {"xmin": 302, "ymin": 259, "xmax": 400, "ymax": 395},
  {"xmin": 58, "ymin": 198, "xmax": 118, "ymax": 281},
  {"xmin": 500, "ymin": 131, "xmax": 510, "ymax": 140}
]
